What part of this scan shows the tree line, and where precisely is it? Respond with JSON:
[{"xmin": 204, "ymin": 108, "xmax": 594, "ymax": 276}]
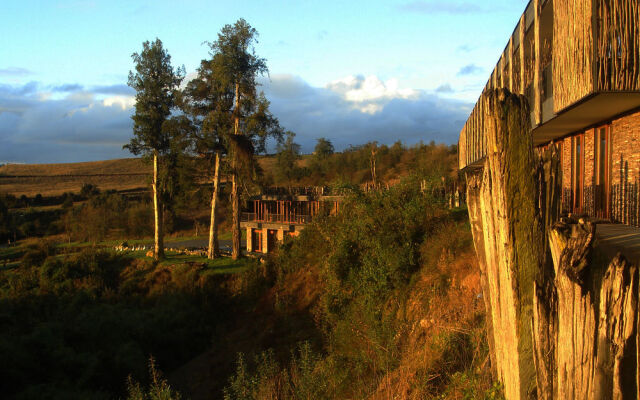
[{"xmin": 125, "ymin": 19, "xmax": 282, "ymax": 262}]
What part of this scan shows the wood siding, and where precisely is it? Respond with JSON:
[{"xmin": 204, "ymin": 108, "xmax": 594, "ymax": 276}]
[
  {"xmin": 594, "ymin": 0, "xmax": 640, "ymax": 93},
  {"xmin": 552, "ymin": 0, "xmax": 594, "ymax": 113}
]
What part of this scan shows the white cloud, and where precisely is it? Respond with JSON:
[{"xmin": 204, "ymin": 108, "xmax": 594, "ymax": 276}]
[
  {"xmin": 103, "ymin": 95, "xmax": 135, "ymax": 110},
  {"xmin": 326, "ymin": 75, "xmax": 419, "ymax": 114},
  {"xmin": 260, "ymin": 74, "xmax": 471, "ymax": 151}
]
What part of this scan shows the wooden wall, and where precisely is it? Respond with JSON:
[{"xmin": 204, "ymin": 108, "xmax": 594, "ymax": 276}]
[
  {"xmin": 552, "ymin": 0, "xmax": 594, "ymax": 113},
  {"xmin": 594, "ymin": 0, "xmax": 640, "ymax": 92}
]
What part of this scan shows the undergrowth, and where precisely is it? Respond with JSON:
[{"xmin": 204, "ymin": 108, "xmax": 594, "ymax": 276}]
[{"xmin": 223, "ymin": 178, "xmax": 502, "ymax": 399}]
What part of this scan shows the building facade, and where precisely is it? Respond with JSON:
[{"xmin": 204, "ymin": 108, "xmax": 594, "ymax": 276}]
[
  {"xmin": 458, "ymin": 0, "xmax": 640, "ymax": 225},
  {"xmin": 241, "ymin": 187, "xmax": 342, "ymax": 253}
]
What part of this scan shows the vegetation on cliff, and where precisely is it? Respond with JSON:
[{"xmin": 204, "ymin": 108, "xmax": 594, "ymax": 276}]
[{"xmin": 214, "ymin": 180, "xmax": 499, "ymax": 399}]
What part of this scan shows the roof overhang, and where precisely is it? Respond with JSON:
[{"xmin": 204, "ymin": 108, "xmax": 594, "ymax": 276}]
[{"xmin": 533, "ymin": 92, "xmax": 640, "ymax": 145}]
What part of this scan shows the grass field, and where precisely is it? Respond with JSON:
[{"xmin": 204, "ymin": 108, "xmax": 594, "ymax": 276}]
[
  {"xmin": 0, "ymin": 158, "xmax": 150, "ymax": 196},
  {"xmin": 0, "ymin": 155, "xmax": 311, "ymax": 197}
]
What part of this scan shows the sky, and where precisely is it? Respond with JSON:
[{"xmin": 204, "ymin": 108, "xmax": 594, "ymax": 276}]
[{"xmin": 0, "ymin": 0, "xmax": 529, "ymax": 163}]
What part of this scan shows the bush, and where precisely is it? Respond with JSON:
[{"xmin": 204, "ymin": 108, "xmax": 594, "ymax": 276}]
[{"xmin": 126, "ymin": 358, "xmax": 182, "ymax": 400}]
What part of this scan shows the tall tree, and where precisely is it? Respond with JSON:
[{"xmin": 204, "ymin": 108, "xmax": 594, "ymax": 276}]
[
  {"xmin": 311, "ymin": 137, "xmax": 334, "ymax": 176},
  {"xmin": 275, "ymin": 131, "xmax": 301, "ymax": 186},
  {"xmin": 207, "ymin": 19, "xmax": 282, "ymax": 259},
  {"xmin": 182, "ymin": 58, "xmax": 233, "ymax": 259},
  {"xmin": 124, "ymin": 38, "xmax": 184, "ymax": 260}
]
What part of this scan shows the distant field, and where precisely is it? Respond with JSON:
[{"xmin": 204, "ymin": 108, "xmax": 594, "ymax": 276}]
[
  {"xmin": 0, "ymin": 158, "xmax": 150, "ymax": 196},
  {"xmin": 0, "ymin": 155, "xmax": 307, "ymax": 197}
]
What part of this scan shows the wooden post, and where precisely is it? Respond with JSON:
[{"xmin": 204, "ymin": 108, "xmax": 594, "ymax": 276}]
[
  {"xmin": 509, "ymin": 36, "xmax": 514, "ymax": 91},
  {"xmin": 246, "ymin": 227, "xmax": 253, "ymax": 253},
  {"xmin": 261, "ymin": 228, "xmax": 269, "ymax": 254},
  {"xmin": 534, "ymin": 0, "xmax": 542, "ymax": 125},
  {"xmin": 500, "ymin": 55, "xmax": 505, "ymax": 88},
  {"xmin": 520, "ymin": 14, "xmax": 526, "ymax": 95},
  {"xmin": 493, "ymin": 66, "xmax": 498, "ymax": 88},
  {"xmin": 535, "ymin": 221, "xmax": 640, "ymax": 399}
]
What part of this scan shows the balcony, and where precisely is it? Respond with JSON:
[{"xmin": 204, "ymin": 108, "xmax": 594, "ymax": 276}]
[{"xmin": 458, "ymin": 0, "xmax": 640, "ymax": 170}]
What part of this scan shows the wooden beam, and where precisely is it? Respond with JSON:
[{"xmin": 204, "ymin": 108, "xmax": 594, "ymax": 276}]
[
  {"xmin": 493, "ymin": 66, "xmax": 498, "ymax": 89},
  {"xmin": 534, "ymin": 0, "xmax": 542, "ymax": 125},
  {"xmin": 520, "ymin": 14, "xmax": 526, "ymax": 95},
  {"xmin": 509, "ymin": 36, "xmax": 514, "ymax": 92},
  {"xmin": 500, "ymin": 56, "xmax": 505, "ymax": 88}
]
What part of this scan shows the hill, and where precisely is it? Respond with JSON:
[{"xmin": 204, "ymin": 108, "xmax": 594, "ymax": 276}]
[
  {"xmin": 0, "ymin": 158, "xmax": 150, "ymax": 197},
  {"xmin": 0, "ymin": 156, "xmax": 309, "ymax": 197}
]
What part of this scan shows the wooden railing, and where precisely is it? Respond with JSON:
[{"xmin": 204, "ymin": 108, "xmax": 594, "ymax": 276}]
[{"xmin": 241, "ymin": 213, "xmax": 312, "ymax": 225}]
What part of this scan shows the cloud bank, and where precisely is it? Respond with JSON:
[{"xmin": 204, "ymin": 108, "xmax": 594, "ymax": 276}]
[
  {"xmin": 260, "ymin": 74, "xmax": 470, "ymax": 151},
  {"xmin": 0, "ymin": 82, "xmax": 134, "ymax": 163},
  {"xmin": 0, "ymin": 75, "xmax": 471, "ymax": 163}
]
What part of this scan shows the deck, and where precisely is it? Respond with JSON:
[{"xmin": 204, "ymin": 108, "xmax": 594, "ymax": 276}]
[{"xmin": 595, "ymin": 223, "xmax": 640, "ymax": 264}]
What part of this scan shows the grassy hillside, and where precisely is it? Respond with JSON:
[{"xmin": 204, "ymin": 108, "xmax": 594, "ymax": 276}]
[{"xmin": 0, "ymin": 158, "xmax": 150, "ymax": 197}]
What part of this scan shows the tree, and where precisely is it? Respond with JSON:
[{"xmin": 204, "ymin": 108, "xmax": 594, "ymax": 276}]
[
  {"xmin": 182, "ymin": 56, "xmax": 233, "ymax": 259},
  {"xmin": 275, "ymin": 131, "xmax": 301, "ymax": 186},
  {"xmin": 310, "ymin": 137, "xmax": 334, "ymax": 176},
  {"xmin": 124, "ymin": 38, "xmax": 184, "ymax": 260},
  {"xmin": 314, "ymin": 137, "xmax": 334, "ymax": 159},
  {"xmin": 206, "ymin": 19, "xmax": 282, "ymax": 259}
]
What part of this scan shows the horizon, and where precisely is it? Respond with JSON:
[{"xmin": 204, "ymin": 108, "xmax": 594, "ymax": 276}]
[{"xmin": 1, "ymin": 0, "xmax": 528, "ymax": 163}]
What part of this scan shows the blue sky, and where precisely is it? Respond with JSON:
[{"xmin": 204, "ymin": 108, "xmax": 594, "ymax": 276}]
[{"xmin": 0, "ymin": 0, "xmax": 529, "ymax": 163}]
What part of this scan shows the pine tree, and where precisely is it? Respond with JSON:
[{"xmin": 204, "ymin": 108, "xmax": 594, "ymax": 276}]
[
  {"xmin": 124, "ymin": 38, "xmax": 184, "ymax": 260},
  {"xmin": 182, "ymin": 58, "xmax": 233, "ymax": 259},
  {"xmin": 205, "ymin": 19, "xmax": 283, "ymax": 259}
]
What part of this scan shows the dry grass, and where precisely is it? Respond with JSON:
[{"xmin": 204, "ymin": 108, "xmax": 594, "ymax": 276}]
[
  {"xmin": 0, "ymin": 158, "xmax": 150, "ymax": 197},
  {"xmin": 366, "ymin": 248, "xmax": 489, "ymax": 400},
  {"xmin": 0, "ymin": 156, "xmax": 295, "ymax": 197}
]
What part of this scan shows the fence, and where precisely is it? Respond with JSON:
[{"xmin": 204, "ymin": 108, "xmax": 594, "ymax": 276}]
[{"xmin": 562, "ymin": 182, "xmax": 640, "ymax": 227}]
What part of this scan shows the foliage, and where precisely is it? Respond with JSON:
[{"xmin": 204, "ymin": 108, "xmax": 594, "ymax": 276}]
[
  {"xmin": 0, "ymin": 247, "xmax": 253, "ymax": 399},
  {"xmin": 224, "ymin": 177, "xmax": 497, "ymax": 399},
  {"xmin": 269, "ymin": 140, "xmax": 459, "ymax": 187},
  {"xmin": 274, "ymin": 131, "xmax": 303, "ymax": 185},
  {"xmin": 126, "ymin": 357, "xmax": 183, "ymax": 400},
  {"xmin": 0, "ymin": 198, "xmax": 63, "ymax": 242},
  {"xmin": 124, "ymin": 38, "xmax": 185, "ymax": 157},
  {"xmin": 63, "ymin": 191, "xmax": 152, "ymax": 242},
  {"xmin": 204, "ymin": 18, "xmax": 283, "ymax": 162}
]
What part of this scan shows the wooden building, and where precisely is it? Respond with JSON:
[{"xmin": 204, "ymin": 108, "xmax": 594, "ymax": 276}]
[
  {"xmin": 241, "ymin": 187, "xmax": 342, "ymax": 253},
  {"xmin": 458, "ymin": 0, "xmax": 640, "ymax": 225}
]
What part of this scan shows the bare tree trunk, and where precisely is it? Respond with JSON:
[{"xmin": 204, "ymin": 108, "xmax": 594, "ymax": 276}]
[
  {"xmin": 208, "ymin": 152, "xmax": 221, "ymax": 259},
  {"xmin": 153, "ymin": 150, "xmax": 164, "ymax": 260},
  {"xmin": 465, "ymin": 89, "xmax": 542, "ymax": 400},
  {"xmin": 232, "ymin": 81, "xmax": 241, "ymax": 260}
]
